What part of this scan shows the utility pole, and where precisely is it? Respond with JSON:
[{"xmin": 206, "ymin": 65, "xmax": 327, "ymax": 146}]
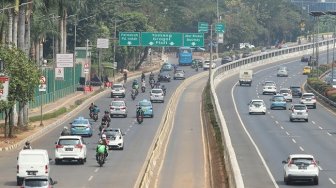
[
  {"xmin": 209, "ymin": 24, "xmax": 213, "ymax": 79},
  {"xmin": 113, "ymin": 18, "xmax": 117, "ymax": 72},
  {"xmin": 73, "ymin": 15, "xmax": 77, "ymax": 92},
  {"xmin": 216, "ymin": 0, "xmax": 219, "ymax": 58}
]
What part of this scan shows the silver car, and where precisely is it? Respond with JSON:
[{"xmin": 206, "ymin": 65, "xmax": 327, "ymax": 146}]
[
  {"xmin": 21, "ymin": 176, "xmax": 57, "ymax": 188},
  {"xmin": 279, "ymin": 88, "xmax": 292, "ymax": 102},
  {"xmin": 289, "ymin": 104, "xmax": 308, "ymax": 122},
  {"xmin": 277, "ymin": 66, "xmax": 288, "ymax": 77},
  {"xmin": 111, "ymin": 83, "xmax": 126, "ymax": 98},
  {"xmin": 109, "ymin": 100, "xmax": 127, "ymax": 118},
  {"xmin": 174, "ymin": 69, "xmax": 185, "ymax": 80},
  {"xmin": 150, "ymin": 88, "xmax": 165, "ymax": 103}
]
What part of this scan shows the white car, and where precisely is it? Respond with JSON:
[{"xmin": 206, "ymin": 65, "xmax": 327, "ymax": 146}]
[
  {"xmin": 279, "ymin": 88, "xmax": 292, "ymax": 102},
  {"xmin": 105, "ymin": 131, "xmax": 124, "ymax": 150},
  {"xmin": 262, "ymin": 81, "xmax": 277, "ymax": 95},
  {"xmin": 110, "ymin": 99, "xmax": 127, "ymax": 118},
  {"xmin": 55, "ymin": 135, "xmax": 87, "ymax": 165},
  {"xmin": 300, "ymin": 93, "xmax": 317, "ymax": 109},
  {"xmin": 174, "ymin": 69, "xmax": 185, "ymax": 80},
  {"xmin": 282, "ymin": 154, "xmax": 319, "ymax": 185},
  {"xmin": 289, "ymin": 104, "xmax": 308, "ymax": 122},
  {"xmin": 203, "ymin": 60, "xmax": 216, "ymax": 70},
  {"xmin": 150, "ymin": 88, "xmax": 165, "ymax": 103},
  {"xmin": 111, "ymin": 83, "xmax": 126, "ymax": 98},
  {"xmin": 277, "ymin": 66, "xmax": 288, "ymax": 77},
  {"xmin": 248, "ymin": 99, "xmax": 266, "ymax": 115}
]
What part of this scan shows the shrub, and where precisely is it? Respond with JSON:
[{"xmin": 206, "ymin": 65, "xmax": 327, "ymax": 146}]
[{"xmin": 327, "ymin": 94, "xmax": 336, "ymax": 102}]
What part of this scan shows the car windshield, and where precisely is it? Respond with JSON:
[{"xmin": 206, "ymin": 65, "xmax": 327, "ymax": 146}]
[
  {"xmin": 24, "ymin": 179, "xmax": 48, "ymax": 186},
  {"xmin": 73, "ymin": 119, "xmax": 89, "ymax": 124},
  {"xmin": 302, "ymin": 94, "xmax": 314, "ymax": 99},
  {"xmin": 152, "ymin": 89, "xmax": 162, "ymax": 94},
  {"xmin": 176, "ymin": 70, "xmax": 184, "ymax": 73},
  {"xmin": 265, "ymin": 82, "xmax": 275, "ymax": 86},
  {"xmin": 293, "ymin": 105, "xmax": 306, "ymax": 110},
  {"xmin": 113, "ymin": 85, "xmax": 123, "ymax": 89},
  {"xmin": 273, "ymin": 96, "xmax": 285, "ymax": 102},
  {"xmin": 58, "ymin": 139, "xmax": 80, "ymax": 145},
  {"xmin": 291, "ymin": 158, "xmax": 313, "ymax": 166},
  {"xmin": 291, "ymin": 87, "xmax": 301, "ymax": 91},
  {"xmin": 111, "ymin": 101, "xmax": 125, "ymax": 107},
  {"xmin": 140, "ymin": 101, "xmax": 152, "ymax": 107}
]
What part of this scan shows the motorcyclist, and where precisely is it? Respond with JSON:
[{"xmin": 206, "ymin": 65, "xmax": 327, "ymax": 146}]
[
  {"xmin": 141, "ymin": 72, "xmax": 145, "ymax": 81},
  {"xmin": 123, "ymin": 71, "xmax": 127, "ymax": 83},
  {"xmin": 141, "ymin": 80, "xmax": 146, "ymax": 91},
  {"xmin": 93, "ymin": 105, "xmax": 100, "ymax": 115},
  {"xmin": 96, "ymin": 139, "xmax": 108, "ymax": 161},
  {"xmin": 102, "ymin": 111, "xmax": 111, "ymax": 127},
  {"xmin": 155, "ymin": 80, "xmax": 161, "ymax": 88},
  {"xmin": 23, "ymin": 141, "xmax": 32, "ymax": 150},
  {"xmin": 149, "ymin": 78, "xmax": 155, "ymax": 88},
  {"xmin": 136, "ymin": 106, "xmax": 144, "ymax": 118},
  {"xmin": 149, "ymin": 72, "xmax": 154, "ymax": 80},
  {"xmin": 61, "ymin": 126, "xmax": 71, "ymax": 136},
  {"xmin": 132, "ymin": 79, "xmax": 138, "ymax": 88},
  {"xmin": 161, "ymin": 85, "xmax": 166, "ymax": 95},
  {"xmin": 89, "ymin": 103, "xmax": 95, "ymax": 115}
]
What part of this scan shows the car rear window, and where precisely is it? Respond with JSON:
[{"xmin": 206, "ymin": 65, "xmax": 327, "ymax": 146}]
[
  {"xmin": 24, "ymin": 179, "xmax": 48, "ymax": 186},
  {"xmin": 273, "ymin": 96, "xmax": 285, "ymax": 101},
  {"xmin": 73, "ymin": 119, "xmax": 88, "ymax": 124},
  {"xmin": 291, "ymin": 158, "xmax": 313, "ymax": 165},
  {"xmin": 58, "ymin": 139, "xmax": 80, "ymax": 145},
  {"xmin": 302, "ymin": 94, "xmax": 314, "ymax": 98},
  {"xmin": 111, "ymin": 101, "xmax": 125, "ymax": 106},
  {"xmin": 140, "ymin": 101, "xmax": 151, "ymax": 106},
  {"xmin": 293, "ymin": 105, "xmax": 306, "ymax": 110},
  {"xmin": 112, "ymin": 85, "xmax": 123, "ymax": 89},
  {"xmin": 152, "ymin": 89, "xmax": 162, "ymax": 94}
]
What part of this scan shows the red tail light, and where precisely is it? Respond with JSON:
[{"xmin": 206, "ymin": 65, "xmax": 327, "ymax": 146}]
[
  {"xmin": 17, "ymin": 165, "xmax": 19, "ymax": 173},
  {"xmin": 45, "ymin": 165, "xmax": 48, "ymax": 174},
  {"xmin": 75, "ymin": 144, "xmax": 83, "ymax": 149},
  {"xmin": 288, "ymin": 160, "xmax": 293, "ymax": 167},
  {"xmin": 56, "ymin": 144, "xmax": 63, "ymax": 149},
  {"xmin": 121, "ymin": 107, "xmax": 126, "ymax": 110},
  {"xmin": 311, "ymin": 160, "xmax": 317, "ymax": 167}
]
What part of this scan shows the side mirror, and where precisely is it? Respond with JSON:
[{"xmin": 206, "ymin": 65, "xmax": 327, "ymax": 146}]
[
  {"xmin": 288, "ymin": 108, "xmax": 291, "ymax": 110},
  {"xmin": 282, "ymin": 160, "xmax": 287, "ymax": 164},
  {"xmin": 54, "ymin": 142, "xmax": 57, "ymax": 144},
  {"xmin": 49, "ymin": 158, "xmax": 52, "ymax": 161}
]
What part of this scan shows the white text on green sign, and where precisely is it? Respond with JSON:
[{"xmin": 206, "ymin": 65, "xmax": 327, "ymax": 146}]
[
  {"xmin": 141, "ymin": 32, "xmax": 183, "ymax": 47},
  {"xmin": 119, "ymin": 32, "xmax": 140, "ymax": 46},
  {"xmin": 183, "ymin": 33, "xmax": 204, "ymax": 47}
]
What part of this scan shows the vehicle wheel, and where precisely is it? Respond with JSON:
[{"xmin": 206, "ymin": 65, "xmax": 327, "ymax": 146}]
[
  {"xmin": 313, "ymin": 105, "xmax": 316, "ymax": 109},
  {"xmin": 17, "ymin": 177, "xmax": 23, "ymax": 186},
  {"xmin": 270, "ymin": 107, "xmax": 273, "ymax": 110},
  {"xmin": 249, "ymin": 112, "xmax": 252, "ymax": 115},
  {"xmin": 290, "ymin": 118, "xmax": 293, "ymax": 122},
  {"xmin": 162, "ymin": 100, "xmax": 164, "ymax": 103},
  {"xmin": 55, "ymin": 159, "xmax": 61, "ymax": 165},
  {"xmin": 84, "ymin": 158, "xmax": 87, "ymax": 163},
  {"xmin": 314, "ymin": 177, "xmax": 318, "ymax": 185},
  {"xmin": 124, "ymin": 114, "xmax": 127, "ymax": 118},
  {"xmin": 110, "ymin": 114, "xmax": 113, "ymax": 118},
  {"xmin": 263, "ymin": 112, "xmax": 266, "ymax": 115},
  {"xmin": 122, "ymin": 94, "xmax": 126, "ymax": 98},
  {"xmin": 174, "ymin": 77, "xmax": 176, "ymax": 80},
  {"xmin": 262, "ymin": 92, "xmax": 265, "ymax": 95},
  {"xmin": 79, "ymin": 159, "xmax": 84, "ymax": 165},
  {"xmin": 151, "ymin": 114, "xmax": 154, "ymax": 118},
  {"xmin": 305, "ymin": 118, "xmax": 308, "ymax": 122},
  {"xmin": 284, "ymin": 177, "xmax": 290, "ymax": 185},
  {"xmin": 121, "ymin": 147, "xmax": 124, "ymax": 150}
]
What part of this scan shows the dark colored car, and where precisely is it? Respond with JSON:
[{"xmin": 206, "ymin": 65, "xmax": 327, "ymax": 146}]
[
  {"xmin": 158, "ymin": 71, "xmax": 171, "ymax": 82},
  {"xmin": 221, "ymin": 56, "xmax": 232, "ymax": 65},
  {"xmin": 242, "ymin": 52, "xmax": 252, "ymax": 58},
  {"xmin": 301, "ymin": 55, "xmax": 310, "ymax": 62},
  {"xmin": 290, "ymin": 86, "xmax": 302, "ymax": 97}
]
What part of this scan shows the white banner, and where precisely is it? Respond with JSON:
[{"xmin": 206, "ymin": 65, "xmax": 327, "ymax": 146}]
[
  {"xmin": 218, "ymin": 33, "xmax": 224, "ymax": 44},
  {"xmin": 56, "ymin": 53, "xmax": 74, "ymax": 67},
  {"xmin": 39, "ymin": 84, "xmax": 47, "ymax": 92},
  {"xmin": 97, "ymin": 38, "xmax": 109, "ymax": 48},
  {"xmin": 0, "ymin": 76, "xmax": 9, "ymax": 101},
  {"xmin": 55, "ymin": 67, "xmax": 64, "ymax": 80}
]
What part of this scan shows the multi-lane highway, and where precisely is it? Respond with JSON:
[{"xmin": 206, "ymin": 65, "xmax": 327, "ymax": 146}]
[
  {"xmin": 0, "ymin": 56, "xmax": 213, "ymax": 188},
  {"xmin": 216, "ymin": 52, "xmax": 336, "ymax": 187}
]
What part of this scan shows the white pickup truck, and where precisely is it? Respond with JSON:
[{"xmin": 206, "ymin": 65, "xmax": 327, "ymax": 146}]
[{"xmin": 239, "ymin": 69, "xmax": 253, "ymax": 86}]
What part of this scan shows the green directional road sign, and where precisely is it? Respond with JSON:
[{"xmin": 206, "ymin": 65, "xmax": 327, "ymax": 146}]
[
  {"xmin": 119, "ymin": 32, "xmax": 140, "ymax": 46},
  {"xmin": 183, "ymin": 33, "xmax": 204, "ymax": 47},
  {"xmin": 198, "ymin": 22, "xmax": 208, "ymax": 33},
  {"xmin": 215, "ymin": 23, "xmax": 225, "ymax": 33},
  {"xmin": 141, "ymin": 32, "xmax": 183, "ymax": 47}
]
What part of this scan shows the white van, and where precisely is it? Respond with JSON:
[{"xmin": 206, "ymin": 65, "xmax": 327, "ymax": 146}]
[{"xmin": 17, "ymin": 149, "xmax": 50, "ymax": 186}]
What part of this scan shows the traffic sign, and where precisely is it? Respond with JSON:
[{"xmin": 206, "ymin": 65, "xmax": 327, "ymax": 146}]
[
  {"xmin": 119, "ymin": 32, "xmax": 140, "ymax": 46},
  {"xmin": 40, "ymin": 76, "xmax": 46, "ymax": 84},
  {"xmin": 215, "ymin": 23, "xmax": 225, "ymax": 33},
  {"xmin": 56, "ymin": 53, "xmax": 74, "ymax": 67},
  {"xmin": 0, "ymin": 76, "xmax": 9, "ymax": 101},
  {"xmin": 141, "ymin": 32, "xmax": 183, "ymax": 47},
  {"xmin": 39, "ymin": 84, "xmax": 46, "ymax": 92},
  {"xmin": 183, "ymin": 33, "xmax": 204, "ymax": 47},
  {"xmin": 113, "ymin": 62, "xmax": 117, "ymax": 69},
  {"xmin": 198, "ymin": 22, "xmax": 208, "ymax": 33},
  {"xmin": 55, "ymin": 67, "xmax": 64, "ymax": 80},
  {"xmin": 84, "ymin": 63, "xmax": 89, "ymax": 74},
  {"xmin": 97, "ymin": 38, "xmax": 109, "ymax": 48}
]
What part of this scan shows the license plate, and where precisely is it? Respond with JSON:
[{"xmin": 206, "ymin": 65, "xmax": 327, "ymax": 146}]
[
  {"xmin": 155, "ymin": 95, "xmax": 159, "ymax": 97},
  {"xmin": 299, "ymin": 166, "xmax": 307, "ymax": 170},
  {"xmin": 306, "ymin": 99, "xmax": 311, "ymax": 101},
  {"xmin": 65, "ymin": 148, "xmax": 73, "ymax": 151},
  {"xmin": 27, "ymin": 171, "xmax": 37, "ymax": 175},
  {"xmin": 297, "ymin": 112, "xmax": 302, "ymax": 115},
  {"xmin": 115, "ymin": 108, "xmax": 119, "ymax": 111},
  {"xmin": 268, "ymin": 87, "xmax": 272, "ymax": 89}
]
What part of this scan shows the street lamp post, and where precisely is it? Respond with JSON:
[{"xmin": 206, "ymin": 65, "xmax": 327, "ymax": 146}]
[
  {"xmin": 40, "ymin": 59, "xmax": 47, "ymax": 126},
  {"xmin": 327, "ymin": 11, "xmax": 336, "ymax": 85},
  {"xmin": 209, "ymin": 24, "xmax": 213, "ymax": 79},
  {"xmin": 309, "ymin": 11, "xmax": 325, "ymax": 77}
]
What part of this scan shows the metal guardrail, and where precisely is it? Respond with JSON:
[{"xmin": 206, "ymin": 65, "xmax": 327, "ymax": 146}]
[
  {"xmin": 210, "ymin": 38, "xmax": 334, "ymax": 187},
  {"xmin": 305, "ymin": 83, "xmax": 336, "ymax": 107}
]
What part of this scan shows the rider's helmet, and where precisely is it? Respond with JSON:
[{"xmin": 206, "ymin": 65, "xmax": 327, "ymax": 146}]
[
  {"xmin": 99, "ymin": 139, "xmax": 104, "ymax": 145},
  {"xmin": 101, "ymin": 134, "xmax": 107, "ymax": 139},
  {"xmin": 25, "ymin": 141, "xmax": 30, "ymax": 146},
  {"xmin": 104, "ymin": 110, "xmax": 109, "ymax": 114},
  {"xmin": 63, "ymin": 126, "xmax": 68, "ymax": 130}
]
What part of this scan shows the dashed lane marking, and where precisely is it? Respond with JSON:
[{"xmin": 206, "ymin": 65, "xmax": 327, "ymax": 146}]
[
  {"xmin": 299, "ymin": 146, "xmax": 304, "ymax": 151},
  {"xmin": 329, "ymin": 178, "xmax": 336, "ymax": 185},
  {"xmin": 327, "ymin": 132, "xmax": 332, "ymax": 136},
  {"xmin": 292, "ymin": 139, "xmax": 296, "ymax": 143},
  {"xmin": 280, "ymin": 126, "xmax": 284, "ymax": 130},
  {"xmin": 275, "ymin": 121, "xmax": 279, "ymax": 124},
  {"xmin": 88, "ymin": 176, "xmax": 93, "ymax": 181},
  {"xmin": 319, "ymin": 126, "xmax": 323, "ymax": 130},
  {"xmin": 286, "ymin": 132, "xmax": 290, "ymax": 136},
  {"xmin": 94, "ymin": 168, "xmax": 99, "ymax": 173},
  {"xmin": 312, "ymin": 121, "xmax": 316, "ymax": 125}
]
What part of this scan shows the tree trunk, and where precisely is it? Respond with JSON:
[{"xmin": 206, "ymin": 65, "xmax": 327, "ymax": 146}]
[
  {"xmin": 23, "ymin": 102, "xmax": 29, "ymax": 125},
  {"xmin": 25, "ymin": 0, "xmax": 32, "ymax": 56},
  {"xmin": 18, "ymin": 4, "xmax": 25, "ymax": 49},
  {"xmin": 63, "ymin": 12, "xmax": 67, "ymax": 53},
  {"xmin": 59, "ymin": 18, "xmax": 63, "ymax": 53},
  {"xmin": 135, "ymin": 47, "xmax": 149, "ymax": 70},
  {"xmin": 18, "ymin": 102, "xmax": 24, "ymax": 127},
  {"xmin": 4, "ymin": 110, "xmax": 8, "ymax": 138},
  {"xmin": 30, "ymin": 41, "xmax": 35, "ymax": 61},
  {"xmin": 55, "ymin": 34, "xmax": 59, "ymax": 55},
  {"xmin": 8, "ymin": 108, "xmax": 13, "ymax": 137},
  {"xmin": 7, "ymin": 9, "xmax": 13, "ymax": 45},
  {"xmin": 35, "ymin": 41, "xmax": 40, "ymax": 65},
  {"xmin": 39, "ymin": 39, "xmax": 43, "ymax": 63},
  {"xmin": 12, "ymin": 11, "xmax": 18, "ymax": 47}
]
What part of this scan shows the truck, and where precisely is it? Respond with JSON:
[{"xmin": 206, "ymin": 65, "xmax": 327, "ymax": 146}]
[{"xmin": 239, "ymin": 69, "xmax": 253, "ymax": 86}]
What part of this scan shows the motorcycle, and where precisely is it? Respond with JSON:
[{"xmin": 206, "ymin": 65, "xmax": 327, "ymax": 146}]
[
  {"xmin": 93, "ymin": 113, "xmax": 98, "ymax": 122},
  {"xmin": 136, "ymin": 114, "xmax": 144, "ymax": 124},
  {"xmin": 141, "ymin": 86, "xmax": 146, "ymax": 93},
  {"xmin": 89, "ymin": 111, "xmax": 93, "ymax": 119},
  {"xmin": 195, "ymin": 66, "xmax": 199, "ymax": 72},
  {"xmin": 161, "ymin": 87, "xmax": 166, "ymax": 96},
  {"xmin": 131, "ymin": 92, "xmax": 136, "ymax": 100},
  {"xmin": 97, "ymin": 153, "xmax": 105, "ymax": 167},
  {"xmin": 99, "ymin": 121, "xmax": 108, "ymax": 133}
]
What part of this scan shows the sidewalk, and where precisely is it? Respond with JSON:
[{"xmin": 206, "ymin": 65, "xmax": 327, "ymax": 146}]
[{"xmin": 0, "ymin": 56, "xmax": 163, "ymax": 151}]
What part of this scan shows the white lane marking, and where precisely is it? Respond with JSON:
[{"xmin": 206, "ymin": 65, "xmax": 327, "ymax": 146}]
[
  {"xmin": 319, "ymin": 126, "xmax": 323, "ymax": 130},
  {"xmin": 271, "ymin": 115, "xmax": 274, "ymax": 118},
  {"xmin": 299, "ymin": 146, "xmax": 304, "ymax": 151},
  {"xmin": 327, "ymin": 132, "xmax": 332, "ymax": 136},
  {"xmin": 275, "ymin": 121, "xmax": 279, "ymax": 124},
  {"xmin": 94, "ymin": 168, "xmax": 99, "ymax": 173},
  {"xmin": 267, "ymin": 112, "xmax": 270, "ymax": 114},
  {"xmin": 286, "ymin": 132, "xmax": 290, "ymax": 136},
  {"xmin": 88, "ymin": 176, "xmax": 93, "ymax": 181},
  {"xmin": 280, "ymin": 126, "xmax": 284, "ymax": 130},
  {"xmin": 292, "ymin": 139, "xmax": 296, "ymax": 143},
  {"xmin": 232, "ymin": 83, "xmax": 279, "ymax": 188},
  {"xmin": 199, "ymin": 95, "xmax": 210, "ymax": 188},
  {"xmin": 319, "ymin": 166, "xmax": 323, "ymax": 171},
  {"xmin": 312, "ymin": 121, "xmax": 316, "ymax": 125},
  {"xmin": 329, "ymin": 178, "xmax": 336, "ymax": 185}
]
